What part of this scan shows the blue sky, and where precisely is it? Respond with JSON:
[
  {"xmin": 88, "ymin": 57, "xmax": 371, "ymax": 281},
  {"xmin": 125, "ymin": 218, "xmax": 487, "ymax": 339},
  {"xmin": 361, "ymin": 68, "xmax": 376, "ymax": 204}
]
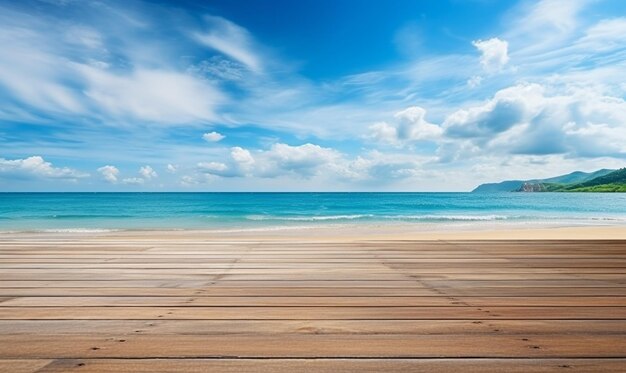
[{"xmin": 1, "ymin": 0, "xmax": 625, "ymax": 191}]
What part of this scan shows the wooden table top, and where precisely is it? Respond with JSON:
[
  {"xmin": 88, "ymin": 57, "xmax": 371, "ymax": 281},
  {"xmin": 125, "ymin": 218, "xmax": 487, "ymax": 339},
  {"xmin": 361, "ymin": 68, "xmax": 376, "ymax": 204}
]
[{"xmin": 0, "ymin": 235, "xmax": 625, "ymax": 372}]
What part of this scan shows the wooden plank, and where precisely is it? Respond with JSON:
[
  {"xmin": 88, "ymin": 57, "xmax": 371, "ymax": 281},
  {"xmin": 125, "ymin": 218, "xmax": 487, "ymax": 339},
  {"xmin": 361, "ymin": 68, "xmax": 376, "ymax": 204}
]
[
  {"xmin": 0, "ymin": 359, "xmax": 53, "ymax": 373},
  {"xmin": 2, "ymin": 319, "xmax": 626, "ymax": 335},
  {"xmin": 30, "ymin": 358, "xmax": 626, "ymax": 373},
  {"xmin": 0, "ymin": 306, "xmax": 625, "ymax": 320},
  {"xmin": 2, "ymin": 296, "xmax": 626, "ymax": 307},
  {"xmin": 1, "ymin": 271, "xmax": 625, "ymax": 281},
  {"xmin": 2, "ymin": 280, "xmax": 624, "ymax": 288},
  {"xmin": 0, "ymin": 334, "xmax": 625, "ymax": 358},
  {"xmin": 1, "ymin": 264, "xmax": 625, "ymax": 273},
  {"xmin": 0, "ymin": 280, "xmax": 444, "ymax": 288},
  {"xmin": 2, "ymin": 287, "xmax": 626, "ymax": 297}
]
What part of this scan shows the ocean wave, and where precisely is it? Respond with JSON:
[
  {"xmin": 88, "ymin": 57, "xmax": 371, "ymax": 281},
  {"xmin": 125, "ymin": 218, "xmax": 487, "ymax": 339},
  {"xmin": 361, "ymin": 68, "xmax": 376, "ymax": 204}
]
[
  {"xmin": 207, "ymin": 225, "xmax": 344, "ymax": 233},
  {"xmin": 589, "ymin": 216, "xmax": 626, "ymax": 221},
  {"xmin": 383, "ymin": 214, "xmax": 511, "ymax": 221},
  {"xmin": 244, "ymin": 213, "xmax": 514, "ymax": 222},
  {"xmin": 39, "ymin": 228, "xmax": 121, "ymax": 233},
  {"xmin": 246, "ymin": 214, "xmax": 374, "ymax": 221},
  {"xmin": 47, "ymin": 214, "xmax": 134, "ymax": 219}
]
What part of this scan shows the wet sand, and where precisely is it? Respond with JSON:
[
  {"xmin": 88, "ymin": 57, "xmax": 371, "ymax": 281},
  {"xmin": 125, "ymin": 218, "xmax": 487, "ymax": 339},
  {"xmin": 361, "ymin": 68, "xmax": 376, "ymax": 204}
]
[{"xmin": 0, "ymin": 227, "xmax": 625, "ymax": 372}]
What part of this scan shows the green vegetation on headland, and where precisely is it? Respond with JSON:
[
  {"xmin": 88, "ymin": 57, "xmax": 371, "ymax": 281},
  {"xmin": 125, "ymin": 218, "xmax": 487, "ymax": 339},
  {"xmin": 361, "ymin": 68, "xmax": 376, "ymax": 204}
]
[{"xmin": 473, "ymin": 168, "xmax": 626, "ymax": 193}]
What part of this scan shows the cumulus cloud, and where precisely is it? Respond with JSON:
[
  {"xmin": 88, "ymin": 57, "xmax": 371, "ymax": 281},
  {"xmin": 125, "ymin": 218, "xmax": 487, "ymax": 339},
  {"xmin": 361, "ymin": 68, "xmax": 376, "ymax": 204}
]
[
  {"xmin": 139, "ymin": 165, "xmax": 157, "ymax": 179},
  {"xmin": 197, "ymin": 143, "xmax": 341, "ymax": 179},
  {"xmin": 100, "ymin": 165, "xmax": 158, "ymax": 184},
  {"xmin": 230, "ymin": 147, "xmax": 255, "ymax": 168},
  {"xmin": 197, "ymin": 161, "xmax": 231, "ymax": 177},
  {"xmin": 0, "ymin": 156, "xmax": 87, "ymax": 180},
  {"xmin": 472, "ymin": 37, "xmax": 510, "ymax": 72},
  {"xmin": 97, "ymin": 165, "xmax": 119, "ymax": 183},
  {"xmin": 202, "ymin": 131, "xmax": 225, "ymax": 142},
  {"xmin": 368, "ymin": 106, "xmax": 442, "ymax": 145},
  {"xmin": 264, "ymin": 143, "xmax": 339, "ymax": 176},
  {"xmin": 197, "ymin": 147, "xmax": 255, "ymax": 178},
  {"xmin": 166, "ymin": 164, "xmax": 178, "ymax": 173},
  {"xmin": 195, "ymin": 142, "xmax": 424, "ymax": 184},
  {"xmin": 122, "ymin": 177, "xmax": 144, "ymax": 185},
  {"xmin": 444, "ymin": 84, "xmax": 542, "ymax": 138},
  {"xmin": 330, "ymin": 151, "xmax": 425, "ymax": 182},
  {"xmin": 440, "ymin": 83, "xmax": 626, "ymax": 159}
]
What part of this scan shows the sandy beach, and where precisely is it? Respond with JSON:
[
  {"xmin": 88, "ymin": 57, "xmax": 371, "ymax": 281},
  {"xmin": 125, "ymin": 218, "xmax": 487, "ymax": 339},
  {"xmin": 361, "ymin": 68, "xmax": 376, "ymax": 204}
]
[{"xmin": 0, "ymin": 226, "xmax": 625, "ymax": 372}]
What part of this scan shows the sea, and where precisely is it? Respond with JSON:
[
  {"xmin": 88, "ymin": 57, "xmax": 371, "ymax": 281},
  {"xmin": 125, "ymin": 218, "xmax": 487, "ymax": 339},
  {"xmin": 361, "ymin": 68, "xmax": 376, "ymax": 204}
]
[{"xmin": 1, "ymin": 192, "xmax": 626, "ymax": 232}]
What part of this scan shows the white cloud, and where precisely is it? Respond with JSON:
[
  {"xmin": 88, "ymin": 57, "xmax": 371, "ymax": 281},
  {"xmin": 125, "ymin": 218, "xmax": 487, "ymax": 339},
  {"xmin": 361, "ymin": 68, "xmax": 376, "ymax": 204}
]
[
  {"xmin": 331, "ymin": 151, "xmax": 426, "ymax": 182},
  {"xmin": 0, "ymin": 156, "xmax": 87, "ymax": 180},
  {"xmin": 472, "ymin": 38, "xmax": 509, "ymax": 72},
  {"xmin": 368, "ymin": 106, "xmax": 442, "ymax": 145},
  {"xmin": 517, "ymin": 0, "xmax": 586, "ymax": 35},
  {"xmin": 197, "ymin": 147, "xmax": 255, "ymax": 178},
  {"xmin": 197, "ymin": 161, "xmax": 231, "ymax": 177},
  {"xmin": 139, "ymin": 165, "xmax": 157, "ymax": 179},
  {"xmin": 122, "ymin": 177, "xmax": 144, "ymax": 185},
  {"xmin": 166, "ymin": 164, "xmax": 178, "ymax": 173},
  {"xmin": 0, "ymin": 4, "xmax": 225, "ymax": 126},
  {"xmin": 368, "ymin": 122, "xmax": 398, "ymax": 145},
  {"xmin": 259, "ymin": 143, "xmax": 341, "ymax": 177},
  {"xmin": 193, "ymin": 15, "xmax": 261, "ymax": 72},
  {"xmin": 230, "ymin": 147, "xmax": 255, "ymax": 167},
  {"xmin": 198, "ymin": 143, "xmax": 339, "ymax": 179},
  {"xmin": 194, "ymin": 142, "xmax": 426, "ymax": 184},
  {"xmin": 180, "ymin": 175, "xmax": 198, "ymax": 186},
  {"xmin": 508, "ymin": 0, "xmax": 587, "ymax": 54},
  {"xmin": 444, "ymin": 83, "xmax": 543, "ymax": 138},
  {"xmin": 440, "ymin": 83, "xmax": 626, "ymax": 159},
  {"xmin": 97, "ymin": 165, "xmax": 119, "ymax": 183},
  {"xmin": 578, "ymin": 17, "xmax": 626, "ymax": 51},
  {"xmin": 198, "ymin": 161, "xmax": 228, "ymax": 172},
  {"xmin": 202, "ymin": 131, "xmax": 225, "ymax": 142},
  {"xmin": 78, "ymin": 66, "xmax": 224, "ymax": 124}
]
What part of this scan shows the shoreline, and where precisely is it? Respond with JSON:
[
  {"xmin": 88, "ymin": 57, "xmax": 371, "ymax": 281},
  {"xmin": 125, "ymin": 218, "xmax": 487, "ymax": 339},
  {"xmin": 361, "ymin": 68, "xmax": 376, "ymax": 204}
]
[{"xmin": 2, "ymin": 222, "xmax": 626, "ymax": 240}]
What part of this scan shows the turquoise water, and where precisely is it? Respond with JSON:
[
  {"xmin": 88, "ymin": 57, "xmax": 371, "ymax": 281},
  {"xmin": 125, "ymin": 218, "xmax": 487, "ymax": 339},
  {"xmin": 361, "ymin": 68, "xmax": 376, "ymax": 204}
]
[{"xmin": 1, "ymin": 192, "xmax": 626, "ymax": 231}]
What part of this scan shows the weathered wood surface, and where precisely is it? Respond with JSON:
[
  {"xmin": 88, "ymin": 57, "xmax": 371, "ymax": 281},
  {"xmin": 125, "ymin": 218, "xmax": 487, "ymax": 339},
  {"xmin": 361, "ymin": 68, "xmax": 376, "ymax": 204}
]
[{"xmin": 0, "ymin": 236, "xmax": 625, "ymax": 372}]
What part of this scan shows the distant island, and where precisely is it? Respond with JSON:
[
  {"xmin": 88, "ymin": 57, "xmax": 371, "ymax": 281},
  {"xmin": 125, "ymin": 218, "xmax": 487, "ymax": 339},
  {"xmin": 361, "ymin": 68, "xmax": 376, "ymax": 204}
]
[{"xmin": 473, "ymin": 168, "xmax": 626, "ymax": 192}]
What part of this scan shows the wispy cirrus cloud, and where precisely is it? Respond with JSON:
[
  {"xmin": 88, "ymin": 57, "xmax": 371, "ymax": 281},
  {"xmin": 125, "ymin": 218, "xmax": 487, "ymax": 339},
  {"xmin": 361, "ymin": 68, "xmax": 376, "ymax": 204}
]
[
  {"xmin": 0, "ymin": 2, "xmax": 226, "ymax": 126},
  {"xmin": 193, "ymin": 15, "xmax": 263, "ymax": 73}
]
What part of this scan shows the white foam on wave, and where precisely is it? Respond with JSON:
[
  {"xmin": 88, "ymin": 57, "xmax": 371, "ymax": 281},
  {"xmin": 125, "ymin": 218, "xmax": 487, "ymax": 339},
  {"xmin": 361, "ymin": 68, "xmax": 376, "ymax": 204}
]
[
  {"xmin": 246, "ymin": 214, "xmax": 510, "ymax": 222},
  {"xmin": 246, "ymin": 214, "xmax": 374, "ymax": 221},
  {"xmin": 384, "ymin": 214, "xmax": 510, "ymax": 221},
  {"xmin": 207, "ymin": 224, "xmax": 346, "ymax": 233},
  {"xmin": 39, "ymin": 228, "xmax": 121, "ymax": 233},
  {"xmin": 589, "ymin": 216, "xmax": 626, "ymax": 221}
]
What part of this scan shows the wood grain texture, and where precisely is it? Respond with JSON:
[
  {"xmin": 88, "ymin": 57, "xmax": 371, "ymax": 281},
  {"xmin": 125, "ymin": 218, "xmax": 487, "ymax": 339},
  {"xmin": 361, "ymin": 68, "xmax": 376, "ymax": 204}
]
[
  {"xmin": 28, "ymin": 359, "xmax": 626, "ymax": 373},
  {"xmin": 0, "ymin": 235, "xmax": 625, "ymax": 372}
]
